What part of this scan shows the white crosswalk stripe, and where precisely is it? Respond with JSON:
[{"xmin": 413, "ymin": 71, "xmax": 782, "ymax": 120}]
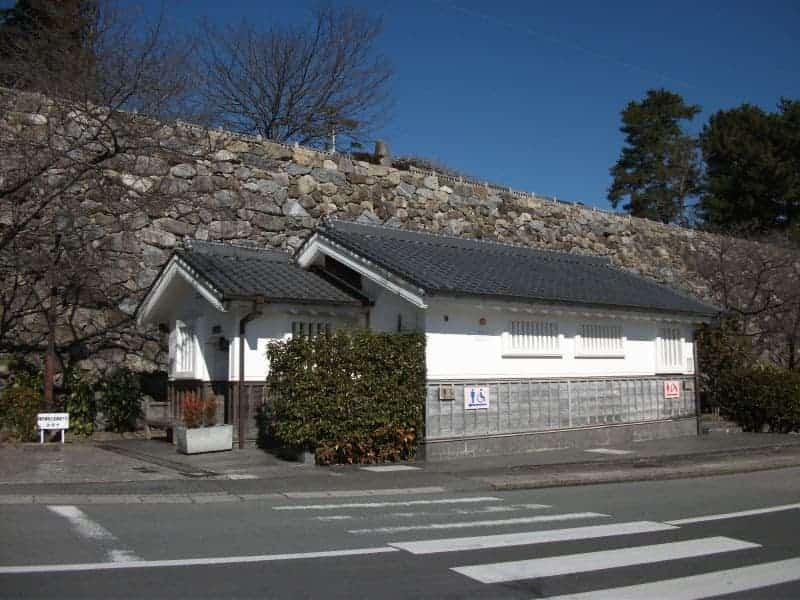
[
  {"xmin": 544, "ymin": 557, "xmax": 800, "ymax": 600},
  {"xmin": 451, "ymin": 536, "xmax": 760, "ymax": 583},
  {"xmin": 349, "ymin": 512, "xmax": 607, "ymax": 535},
  {"xmin": 453, "ymin": 504, "xmax": 550, "ymax": 515},
  {"xmin": 272, "ymin": 496, "xmax": 501, "ymax": 511},
  {"xmin": 390, "ymin": 521, "xmax": 677, "ymax": 554},
  {"xmin": 665, "ymin": 501, "xmax": 800, "ymax": 525},
  {"xmin": 272, "ymin": 492, "xmax": 800, "ymax": 598}
]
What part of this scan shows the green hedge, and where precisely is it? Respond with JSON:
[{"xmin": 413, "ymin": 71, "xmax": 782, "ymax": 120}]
[
  {"xmin": 265, "ymin": 330, "xmax": 426, "ymax": 464},
  {"xmin": 697, "ymin": 320, "xmax": 800, "ymax": 432},
  {"xmin": 98, "ymin": 368, "xmax": 142, "ymax": 433},
  {"xmin": 719, "ymin": 365, "xmax": 800, "ymax": 433}
]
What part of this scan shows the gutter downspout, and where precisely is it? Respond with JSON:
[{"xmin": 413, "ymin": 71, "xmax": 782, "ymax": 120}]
[
  {"xmin": 238, "ymin": 299, "xmax": 263, "ymax": 449},
  {"xmin": 693, "ymin": 328, "xmax": 702, "ymax": 436}
]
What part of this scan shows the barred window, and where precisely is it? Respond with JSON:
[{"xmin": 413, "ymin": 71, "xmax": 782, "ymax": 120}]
[
  {"xmin": 175, "ymin": 321, "xmax": 195, "ymax": 375},
  {"xmin": 657, "ymin": 326, "xmax": 684, "ymax": 371},
  {"xmin": 576, "ymin": 324, "xmax": 624, "ymax": 357},
  {"xmin": 292, "ymin": 321, "xmax": 331, "ymax": 338},
  {"xmin": 503, "ymin": 320, "xmax": 561, "ymax": 356}
]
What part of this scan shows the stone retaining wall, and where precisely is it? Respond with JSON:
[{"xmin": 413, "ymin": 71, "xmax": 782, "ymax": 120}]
[{"xmin": 2, "ymin": 102, "xmax": 747, "ymax": 374}]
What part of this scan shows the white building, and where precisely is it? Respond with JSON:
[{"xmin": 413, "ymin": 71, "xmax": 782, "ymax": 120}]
[{"xmin": 138, "ymin": 220, "xmax": 717, "ymax": 458}]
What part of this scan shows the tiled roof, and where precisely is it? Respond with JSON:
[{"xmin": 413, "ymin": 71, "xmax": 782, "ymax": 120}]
[
  {"xmin": 315, "ymin": 220, "xmax": 718, "ymax": 317},
  {"xmin": 177, "ymin": 240, "xmax": 361, "ymax": 306}
]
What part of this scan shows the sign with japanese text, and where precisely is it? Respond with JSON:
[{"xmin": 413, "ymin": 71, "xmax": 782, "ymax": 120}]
[
  {"xmin": 37, "ymin": 413, "xmax": 69, "ymax": 430},
  {"xmin": 663, "ymin": 381, "xmax": 681, "ymax": 399},
  {"xmin": 464, "ymin": 386, "xmax": 490, "ymax": 410}
]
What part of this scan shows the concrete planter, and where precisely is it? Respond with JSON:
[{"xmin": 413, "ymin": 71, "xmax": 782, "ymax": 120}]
[{"xmin": 176, "ymin": 425, "xmax": 233, "ymax": 454}]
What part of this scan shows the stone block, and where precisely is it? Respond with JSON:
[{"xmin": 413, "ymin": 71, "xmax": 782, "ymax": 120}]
[
  {"xmin": 170, "ymin": 163, "xmax": 197, "ymax": 178},
  {"xmin": 283, "ymin": 199, "xmax": 309, "ymax": 217}
]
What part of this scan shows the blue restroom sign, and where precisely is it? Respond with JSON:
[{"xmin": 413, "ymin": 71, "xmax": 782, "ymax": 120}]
[{"xmin": 464, "ymin": 386, "xmax": 490, "ymax": 410}]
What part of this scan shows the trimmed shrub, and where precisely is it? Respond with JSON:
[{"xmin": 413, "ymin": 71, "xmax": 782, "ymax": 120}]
[
  {"xmin": 698, "ymin": 319, "xmax": 800, "ymax": 432},
  {"xmin": 99, "ymin": 368, "xmax": 142, "ymax": 432},
  {"xmin": 265, "ymin": 330, "xmax": 426, "ymax": 464},
  {"xmin": 315, "ymin": 424, "xmax": 418, "ymax": 465},
  {"xmin": 720, "ymin": 365, "xmax": 800, "ymax": 432},
  {"xmin": 696, "ymin": 319, "xmax": 754, "ymax": 413}
]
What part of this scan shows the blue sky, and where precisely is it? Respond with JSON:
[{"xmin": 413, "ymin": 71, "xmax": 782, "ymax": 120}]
[{"xmin": 8, "ymin": 0, "xmax": 799, "ymax": 209}]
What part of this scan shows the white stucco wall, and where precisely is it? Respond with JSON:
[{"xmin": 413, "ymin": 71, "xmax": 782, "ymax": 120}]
[
  {"xmin": 157, "ymin": 259, "xmax": 698, "ymax": 384},
  {"xmin": 424, "ymin": 298, "xmax": 696, "ymax": 381},
  {"xmin": 158, "ymin": 272, "xmax": 364, "ymax": 382},
  {"xmin": 227, "ymin": 304, "xmax": 364, "ymax": 382},
  {"xmin": 362, "ymin": 279, "xmax": 423, "ymax": 333}
]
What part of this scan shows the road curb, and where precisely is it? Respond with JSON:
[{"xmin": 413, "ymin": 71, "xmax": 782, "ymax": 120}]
[
  {"xmin": 0, "ymin": 485, "xmax": 448, "ymax": 505},
  {"xmin": 487, "ymin": 456, "xmax": 800, "ymax": 491}
]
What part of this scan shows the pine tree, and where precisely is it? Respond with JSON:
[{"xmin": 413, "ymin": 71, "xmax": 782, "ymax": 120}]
[
  {"xmin": 699, "ymin": 99, "xmax": 800, "ymax": 230},
  {"xmin": 608, "ymin": 89, "xmax": 701, "ymax": 224}
]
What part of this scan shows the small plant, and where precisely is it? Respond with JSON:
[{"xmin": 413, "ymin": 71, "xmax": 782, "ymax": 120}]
[
  {"xmin": 0, "ymin": 359, "xmax": 43, "ymax": 442},
  {"xmin": 181, "ymin": 392, "xmax": 217, "ymax": 428},
  {"xmin": 1, "ymin": 386, "xmax": 40, "ymax": 442},
  {"xmin": 99, "ymin": 368, "xmax": 142, "ymax": 432},
  {"xmin": 63, "ymin": 368, "xmax": 96, "ymax": 436}
]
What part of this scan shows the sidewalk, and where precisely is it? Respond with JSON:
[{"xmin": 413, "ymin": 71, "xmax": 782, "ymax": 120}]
[{"xmin": 1, "ymin": 432, "xmax": 800, "ymax": 503}]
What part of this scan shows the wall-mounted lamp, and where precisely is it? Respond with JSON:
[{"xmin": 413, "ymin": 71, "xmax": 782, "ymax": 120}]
[{"xmin": 479, "ymin": 317, "xmax": 487, "ymax": 326}]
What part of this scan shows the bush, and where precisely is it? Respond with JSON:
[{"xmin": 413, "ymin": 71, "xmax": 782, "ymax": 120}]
[
  {"xmin": 1, "ymin": 385, "xmax": 40, "ymax": 441},
  {"xmin": 720, "ymin": 365, "xmax": 800, "ymax": 432},
  {"xmin": 265, "ymin": 330, "xmax": 426, "ymax": 464},
  {"xmin": 696, "ymin": 319, "xmax": 754, "ymax": 413},
  {"xmin": 63, "ymin": 368, "xmax": 96, "ymax": 436},
  {"xmin": 255, "ymin": 401, "xmax": 277, "ymax": 451},
  {"xmin": 315, "ymin": 425, "xmax": 418, "ymax": 465},
  {"xmin": 698, "ymin": 320, "xmax": 800, "ymax": 432},
  {"xmin": 0, "ymin": 361, "xmax": 42, "ymax": 442},
  {"xmin": 99, "ymin": 368, "xmax": 142, "ymax": 432}
]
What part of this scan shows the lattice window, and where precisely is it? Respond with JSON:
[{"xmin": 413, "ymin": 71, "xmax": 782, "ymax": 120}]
[
  {"xmin": 291, "ymin": 321, "xmax": 331, "ymax": 338},
  {"xmin": 175, "ymin": 321, "xmax": 195, "ymax": 375},
  {"xmin": 576, "ymin": 324, "xmax": 625, "ymax": 357},
  {"xmin": 503, "ymin": 320, "xmax": 561, "ymax": 356},
  {"xmin": 657, "ymin": 326, "xmax": 684, "ymax": 371}
]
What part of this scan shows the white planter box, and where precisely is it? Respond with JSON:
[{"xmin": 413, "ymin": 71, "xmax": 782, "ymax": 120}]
[{"xmin": 176, "ymin": 425, "xmax": 233, "ymax": 454}]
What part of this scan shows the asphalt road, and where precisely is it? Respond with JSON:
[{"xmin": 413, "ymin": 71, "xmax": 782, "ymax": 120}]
[{"xmin": 3, "ymin": 467, "xmax": 800, "ymax": 599}]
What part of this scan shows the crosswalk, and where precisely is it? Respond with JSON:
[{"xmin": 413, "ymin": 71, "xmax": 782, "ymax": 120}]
[{"xmin": 274, "ymin": 492, "xmax": 800, "ymax": 598}]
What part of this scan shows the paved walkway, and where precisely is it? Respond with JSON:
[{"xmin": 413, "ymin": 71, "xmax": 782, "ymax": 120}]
[{"xmin": 1, "ymin": 432, "xmax": 799, "ymax": 503}]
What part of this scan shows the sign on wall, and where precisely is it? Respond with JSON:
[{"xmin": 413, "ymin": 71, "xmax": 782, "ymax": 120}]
[
  {"xmin": 464, "ymin": 386, "xmax": 490, "ymax": 410},
  {"xmin": 664, "ymin": 380, "xmax": 681, "ymax": 399}
]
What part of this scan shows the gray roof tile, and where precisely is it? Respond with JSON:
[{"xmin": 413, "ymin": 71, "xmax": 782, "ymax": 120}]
[
  {"xmin": 316, "ymin": 220, "xmax": 717, "ymax": 317},
  {"xmin": 178, "ymin": 240, "xmax": 361, "ymax": 306}
]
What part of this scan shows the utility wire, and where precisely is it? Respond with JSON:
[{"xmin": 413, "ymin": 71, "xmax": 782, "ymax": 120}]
[{"xmin": 429, "ymin": 0, "xmax": 697, "ymax": 90}]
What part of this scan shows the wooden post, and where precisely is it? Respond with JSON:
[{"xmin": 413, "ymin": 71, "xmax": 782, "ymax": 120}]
[{"xmin": 694, "ymin": 332, "xmax": 702, "ymax": 436}]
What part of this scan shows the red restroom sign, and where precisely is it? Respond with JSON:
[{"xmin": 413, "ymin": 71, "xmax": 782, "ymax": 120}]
[{"xmin": 664, "ymin": 380, "xmax": 681, "ymax": 399}]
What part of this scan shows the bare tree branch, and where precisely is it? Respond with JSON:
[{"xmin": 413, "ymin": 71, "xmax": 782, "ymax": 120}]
[
  {"xmin": 199, "ymin": 5, "xmax": 392, "ymax": 148},
  {"xmin": 0, "ymin": 0, "xmax": 198, "ymax": 372}
]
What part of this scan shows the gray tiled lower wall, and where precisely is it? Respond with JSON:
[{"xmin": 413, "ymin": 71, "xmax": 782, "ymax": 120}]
[{"xmin": 424, "ymin": 376, "xmax": 697, "ymax": 458}]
